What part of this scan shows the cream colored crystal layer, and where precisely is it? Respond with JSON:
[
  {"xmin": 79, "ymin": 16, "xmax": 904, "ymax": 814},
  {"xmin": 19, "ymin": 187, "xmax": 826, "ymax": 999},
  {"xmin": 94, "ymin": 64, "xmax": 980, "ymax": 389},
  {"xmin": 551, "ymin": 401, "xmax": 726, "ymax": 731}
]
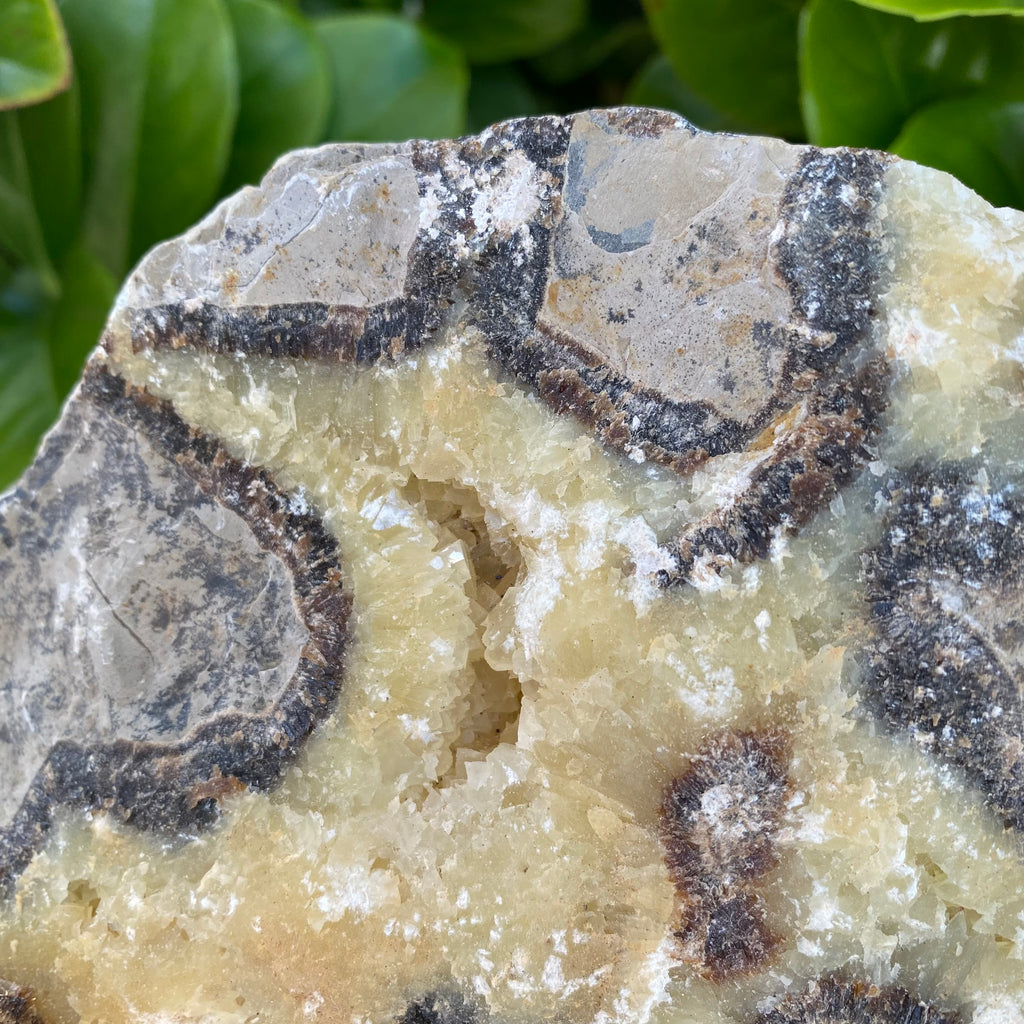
[{"xmin": 4, "ymin": 162, "xmax": 1024, "ymax": 1024}]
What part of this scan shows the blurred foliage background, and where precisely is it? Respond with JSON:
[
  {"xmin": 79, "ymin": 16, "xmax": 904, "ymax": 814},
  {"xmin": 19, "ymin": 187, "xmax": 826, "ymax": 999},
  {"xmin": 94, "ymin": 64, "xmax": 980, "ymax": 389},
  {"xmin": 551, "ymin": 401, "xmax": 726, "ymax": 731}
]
[{"xmin": 2, "ymin": 0, "xmax": 1023, "ymax": 488}]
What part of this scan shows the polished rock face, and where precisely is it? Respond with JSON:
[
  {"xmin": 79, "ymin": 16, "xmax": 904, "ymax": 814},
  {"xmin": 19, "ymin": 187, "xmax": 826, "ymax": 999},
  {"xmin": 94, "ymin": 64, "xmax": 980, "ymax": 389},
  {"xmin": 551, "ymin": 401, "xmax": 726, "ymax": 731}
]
[{"xmin": 1, "ymin": 109, "xmax": 1023, "ymax": 1024}]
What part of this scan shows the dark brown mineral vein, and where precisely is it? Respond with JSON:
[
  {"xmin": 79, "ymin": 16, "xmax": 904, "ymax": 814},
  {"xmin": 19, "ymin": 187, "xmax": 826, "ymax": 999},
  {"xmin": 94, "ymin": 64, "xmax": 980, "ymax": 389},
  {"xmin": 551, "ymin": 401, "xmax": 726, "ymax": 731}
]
[
  {"xmin": 121, "ymin": 114, "xmax": 893, "ymax": 588},
  {"xmin": 660, "ymin": 729, "xmax": 791, "ymax": 979},
  {"xmin": 398, "ymin": 990, "xmax": 484, "ymax": 1024},
  {"xmin": 0, "ymin": 980, "xmax": 45, "ymax": 1024},
  {"xmin": 757, "ymin": 975, "xmax": 961, "ymax": 1024},
  {"xmin": 0, "ymin": 362, "xmax": 351, "ymax": 891},
  {"xmin": 863, "ymin": 459, "xmax": 1024, "ymax": 833}
]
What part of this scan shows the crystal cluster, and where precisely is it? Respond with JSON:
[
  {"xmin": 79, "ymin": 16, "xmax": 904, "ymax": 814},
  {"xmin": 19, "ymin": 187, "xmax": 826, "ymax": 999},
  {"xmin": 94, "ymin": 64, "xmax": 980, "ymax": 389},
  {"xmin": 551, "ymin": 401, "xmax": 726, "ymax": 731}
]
[{"xmin": 1, "ymin": 109, "xmax": 1024, "ymax": 1024}]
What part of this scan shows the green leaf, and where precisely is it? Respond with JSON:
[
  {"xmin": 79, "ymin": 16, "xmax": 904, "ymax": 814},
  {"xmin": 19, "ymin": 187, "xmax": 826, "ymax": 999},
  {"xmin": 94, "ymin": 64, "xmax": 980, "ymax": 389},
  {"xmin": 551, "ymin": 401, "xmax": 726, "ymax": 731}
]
[
  {"xmin": 316, "ymin": 14, "xmax": 468, "ymax": 142},
  {"xmin": 467, "ymin": 66, "xmax": 544, "ymax": 133},
  {"xmin": 0, "ymin": 0, "xmax": 71, "ymax": 110},
  {"xmin": 60, "ymin": 0, "xmax": 238, "ymax": 277},
  {"xmin": 0, "ymin": 84, "xmax": 81, "ymax": 291},
  {"xmin": 625, "ymin": 54, "xmax": 744, "ymax": 133},
  {"xmin": 849, "ymin": 0, "xmax": 1024, "ymax": 19},
  {"xmin": 892, "ymin": 96, "xmax": 1024, "ymax": 209},
  {"xmin": 528, "ymin": 16, "xmax": 652, "ymax": 88},
  {"xmin": 641, "ymin": 0, "xmax": 804, "ymax": 139},
  {"xmin": 58, "ymin": 0, "xmax": 155, "ymax": 275},
  {"xmin": 0, "ymin": 317, "xmax": 58, "ymax": 490},
  {"xmin": 14, "ymin": 78, "xmax": 81, "ymax": 265},
  {"xmin": 422, "ymin": 0, "xmax": 586, "ymax": 65},
  {"xmin": 222, "ymin": 0, "xmax": 329, "ymax": 192},
  {"xmin": 129, "ymin": 0, "xmax": 238, "ymax": 262},
  {"xmin": 0, "ymin": 240, "xmax": 117, "ymax": 489},
  {"xmin": 800, "ymin": 0, "xmax": 1024, "ymax": 148},
  {"xmin": 300, "ymin": 0, "xmax": 402, "ymax": 12},
  {"xmin": 0, "ymin": 269, "xmax": 58, "ymax": 490},
  {"xmin": 0, "ymin": 114, "xmax": 58, "ymax": 290},
  {"xmin": 46, "ymin": 241, "xmax": 116, "ymax": 395}
]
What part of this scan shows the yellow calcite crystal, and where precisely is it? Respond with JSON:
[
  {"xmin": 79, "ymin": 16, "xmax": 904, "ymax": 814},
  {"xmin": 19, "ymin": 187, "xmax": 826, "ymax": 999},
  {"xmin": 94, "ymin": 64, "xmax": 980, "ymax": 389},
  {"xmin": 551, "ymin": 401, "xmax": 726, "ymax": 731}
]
[{"xmin": 2, "ymin": 110, "xmax": 1024, "ymax": 1024}]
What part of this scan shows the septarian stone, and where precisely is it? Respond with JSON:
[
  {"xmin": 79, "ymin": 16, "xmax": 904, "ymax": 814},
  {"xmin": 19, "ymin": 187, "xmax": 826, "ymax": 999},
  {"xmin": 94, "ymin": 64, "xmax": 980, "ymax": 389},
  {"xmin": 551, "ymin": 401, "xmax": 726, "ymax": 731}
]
[
  {"xmin": 1, "ymin": 109, "xmax": 1023, "ymax": 1023},
  {"xmin": 0, "ymin": 366, "xmax": 350, "ymax": 888}
]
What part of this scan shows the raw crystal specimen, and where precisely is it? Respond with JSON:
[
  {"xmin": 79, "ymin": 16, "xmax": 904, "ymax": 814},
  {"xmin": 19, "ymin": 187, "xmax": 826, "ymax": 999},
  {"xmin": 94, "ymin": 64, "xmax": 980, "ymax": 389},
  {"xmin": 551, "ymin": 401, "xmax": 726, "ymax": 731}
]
[{"xmin": 1, "ymin": 108, "xmax": 1024, "ymax": 1023}]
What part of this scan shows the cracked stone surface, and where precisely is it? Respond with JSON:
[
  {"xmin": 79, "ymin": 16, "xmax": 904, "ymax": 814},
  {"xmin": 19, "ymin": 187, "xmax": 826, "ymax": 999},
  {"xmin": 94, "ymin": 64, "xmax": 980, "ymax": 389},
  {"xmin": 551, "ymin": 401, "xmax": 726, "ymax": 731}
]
[{"xmin": 1, "ymin": 109, "xmax": 1024, "ymax": 1024}]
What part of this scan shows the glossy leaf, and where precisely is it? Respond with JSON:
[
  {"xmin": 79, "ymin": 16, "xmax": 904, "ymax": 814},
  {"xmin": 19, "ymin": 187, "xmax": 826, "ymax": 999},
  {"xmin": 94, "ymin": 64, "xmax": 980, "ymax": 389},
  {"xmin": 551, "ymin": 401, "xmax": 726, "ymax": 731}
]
[
  {"xmin": 800, "ymin": 0, "xmax": 1024, "ymax": 148},
  {"xmin": 300, "ymin": 0, "xmax": 402, "ymax": 12},
  {"xmin": 0, "ymin": 114, "xmax": 57, "ymax": 289},
  {"xmin": 0, "ymin": 263, "xmax": 58, "ymax": 490},
  {"xmin": 317, "ymin": 14, "xmax": 468, "ymax": 142},
  {"xmin": 642, "ymin": 0, "xmax": 804, "ymax": 139},
  {"xmin": 61, "ymin": 0, "xmax": 238, "ymax": 277},
  {"xmin": 467, "ymin": 66, "xmax": 543, "ymax": 133},
  {"xmin": 46, "ymin": 241, "xmax": 116, "ymax": 395},
  {"xmin": 0, "ymin": 0, "xmax": 71, "ymax": 110},
  {"xmin": 128, "ymin": 0, "xmax": 238, "ymax": 262},
  {"xmin": 528, "ymin": 16, "xmax": 652, "ymax": 89},
  {"xmin": 893, "ymin": 96, "xmax": 1024, "ymax": 209},
  {"xmin": 222, "ymin": 0, "xmax": 330, "ymax": 192},
  {"xmin": 57, "ymin": 0, "xmax": 153, "ymax": 275},
  {"xmin": 14, "ymin": 79, "xmax": 81, "ymax": 266},
  {"xmin": 625, "ymin": 54, "xmax": 743, "ymax": 133},
  {"xmin": 422, "ymin": 0, "xmax": 586, "ymax": 65},
  {"xmin": 0, "ymin": 240, "xmax": 116, "ymax": 488},
  {"xmin": 850, "ymin": 0, "xmax": 1024, "ymax": 18},
  {"xmin": 0, "ymin": 313, "xmax": 58, "ymax": 490}
]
